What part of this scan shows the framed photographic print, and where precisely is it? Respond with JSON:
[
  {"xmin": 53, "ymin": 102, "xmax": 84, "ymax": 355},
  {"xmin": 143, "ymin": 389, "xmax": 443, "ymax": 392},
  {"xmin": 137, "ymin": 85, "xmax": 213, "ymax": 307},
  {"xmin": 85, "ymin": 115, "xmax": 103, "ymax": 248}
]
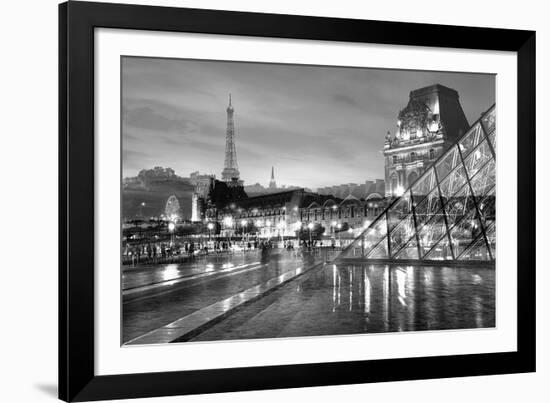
[{"xmin": 59, "ymin": 1, "xmax": 536, "ymax": 401}]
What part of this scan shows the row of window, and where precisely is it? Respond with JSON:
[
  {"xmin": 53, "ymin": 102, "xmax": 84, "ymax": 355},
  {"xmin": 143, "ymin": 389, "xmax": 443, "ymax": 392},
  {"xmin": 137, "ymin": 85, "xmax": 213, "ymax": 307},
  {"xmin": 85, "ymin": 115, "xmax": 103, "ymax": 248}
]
[
  {"xmin": 392, "ymin": 149, "xmax": 436, "ymax": 164},
  {"xmin": 300, "ymin": 206, "xmax": 381, "ymax": 221}
]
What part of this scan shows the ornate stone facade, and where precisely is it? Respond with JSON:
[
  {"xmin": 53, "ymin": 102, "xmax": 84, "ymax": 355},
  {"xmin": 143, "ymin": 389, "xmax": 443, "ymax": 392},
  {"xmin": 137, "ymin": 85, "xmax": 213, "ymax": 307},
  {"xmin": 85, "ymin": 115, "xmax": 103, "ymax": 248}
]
[{"xmin": 384, "ymin": 84, "xmax": 469, "ymax": 197}]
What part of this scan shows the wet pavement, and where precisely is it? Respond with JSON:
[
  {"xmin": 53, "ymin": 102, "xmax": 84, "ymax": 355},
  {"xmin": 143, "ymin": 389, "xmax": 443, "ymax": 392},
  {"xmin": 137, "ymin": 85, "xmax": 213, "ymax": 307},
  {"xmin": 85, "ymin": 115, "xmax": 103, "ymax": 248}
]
[
  {"xmin": 191, "ymin": 263, "xmax": 495, "ymax": 342},
  {"xmin": 122, "ymin": 248, "xmax": 330, "ymax": 344}
]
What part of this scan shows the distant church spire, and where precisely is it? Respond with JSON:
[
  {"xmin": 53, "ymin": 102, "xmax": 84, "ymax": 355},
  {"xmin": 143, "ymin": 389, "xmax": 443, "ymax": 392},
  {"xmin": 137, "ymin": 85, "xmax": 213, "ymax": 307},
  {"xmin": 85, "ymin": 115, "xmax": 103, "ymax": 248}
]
[
  {"xmin": 221, "ymin": 93, "xmax": 240, "ymax": 183},
  {"xmin": 269, "ymin": 166, "xmax": 277, "ymax": 189}
]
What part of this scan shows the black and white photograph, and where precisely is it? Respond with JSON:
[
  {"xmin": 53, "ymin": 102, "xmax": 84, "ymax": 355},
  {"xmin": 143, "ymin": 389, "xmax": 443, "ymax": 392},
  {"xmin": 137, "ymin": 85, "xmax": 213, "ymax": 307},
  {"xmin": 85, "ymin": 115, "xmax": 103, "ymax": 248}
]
[
  {"xmin": 1, "ymin": 0, "xmax": 543, "ymax": 401},
  {"xmin": 121, "ymin": 57, "xmax": 497, "ymax": 345}
]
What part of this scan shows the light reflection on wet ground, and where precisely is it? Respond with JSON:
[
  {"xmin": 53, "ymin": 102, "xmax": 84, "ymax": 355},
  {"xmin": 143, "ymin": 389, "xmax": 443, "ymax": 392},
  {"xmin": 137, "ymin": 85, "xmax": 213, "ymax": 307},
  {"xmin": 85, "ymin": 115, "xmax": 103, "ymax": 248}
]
[
  {"xmin": 192, "ymin": 263, "xmax": 495, "ymax": 341},
  {"xmin": 122, "ymin": 249, "xmax": 325, "ymax": 343}
]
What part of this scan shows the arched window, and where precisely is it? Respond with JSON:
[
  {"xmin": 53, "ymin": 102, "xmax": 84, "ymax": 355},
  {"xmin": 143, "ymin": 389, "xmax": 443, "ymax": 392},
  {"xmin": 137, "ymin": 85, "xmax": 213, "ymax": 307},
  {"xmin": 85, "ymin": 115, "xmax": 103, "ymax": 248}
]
[
  {"xmin": 391, "ymin": 178, "xmax": 398, "ymax": 194},
  {"xmin": 429, "ymin": 148, "xmax": 435, "ymax": 159},
  {"xmin": 392, "ymin": 155, "xmax": 398, "ymax": 164},
  {"xmin": 410, "ymin": 152, "xmax": 416, "ymax": 161}
]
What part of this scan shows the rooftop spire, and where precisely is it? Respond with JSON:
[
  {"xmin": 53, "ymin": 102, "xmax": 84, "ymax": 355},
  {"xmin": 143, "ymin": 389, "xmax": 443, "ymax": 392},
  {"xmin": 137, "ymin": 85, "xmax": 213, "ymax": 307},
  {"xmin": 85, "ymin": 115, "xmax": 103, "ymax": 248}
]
[
  {"xmin": 269, "ymin": 166, "xmax": 277, "ymax": 189},
  {"xmin": 229, "ymin": 93, "xmax": 232, "ymax": 107}
]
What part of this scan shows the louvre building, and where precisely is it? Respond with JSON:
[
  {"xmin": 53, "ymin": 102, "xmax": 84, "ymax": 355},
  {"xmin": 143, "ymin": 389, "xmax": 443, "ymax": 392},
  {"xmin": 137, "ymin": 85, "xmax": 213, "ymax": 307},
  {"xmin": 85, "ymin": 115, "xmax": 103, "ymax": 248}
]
[{"xmin": 339, "ymin": 104, "xmax": 496, "ymax": 262}]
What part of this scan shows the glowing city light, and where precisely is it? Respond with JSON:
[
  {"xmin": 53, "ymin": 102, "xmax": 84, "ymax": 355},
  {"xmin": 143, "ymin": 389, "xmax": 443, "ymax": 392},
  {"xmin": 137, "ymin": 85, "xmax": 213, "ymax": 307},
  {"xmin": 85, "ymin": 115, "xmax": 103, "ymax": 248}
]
[
  {"xmin": 240, "ymin": 219, "xmax": 247, "ymax": 227},
  {"xmin": 307, "ymin": 223, "xmax": 314, "ymax": 230},
  {"xmin": 168, "ymin": 222, "xmax": 175, "ymax": 232},
  {"xmin": 223, "ymin": 216, "xmax": 233, "ymax": 227},
  {"xmin": 207, "ymin": 222, "xmax": 214, "ymax": 230}
]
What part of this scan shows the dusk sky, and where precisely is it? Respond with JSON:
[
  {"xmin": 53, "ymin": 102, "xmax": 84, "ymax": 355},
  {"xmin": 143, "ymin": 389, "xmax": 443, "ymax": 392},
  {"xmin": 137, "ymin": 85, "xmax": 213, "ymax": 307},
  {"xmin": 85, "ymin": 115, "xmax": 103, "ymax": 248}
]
[{"xmin": 122, "ymin": 57, "xmax": 494, "ymax": 190}]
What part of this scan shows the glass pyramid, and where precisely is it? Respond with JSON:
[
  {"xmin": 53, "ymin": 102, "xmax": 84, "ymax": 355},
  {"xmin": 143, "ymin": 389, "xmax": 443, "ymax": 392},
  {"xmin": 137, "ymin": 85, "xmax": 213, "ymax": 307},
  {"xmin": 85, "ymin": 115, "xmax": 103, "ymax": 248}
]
[{"xmin": 340, "ymin": 105, "xmax": 496, "ymax": 262}]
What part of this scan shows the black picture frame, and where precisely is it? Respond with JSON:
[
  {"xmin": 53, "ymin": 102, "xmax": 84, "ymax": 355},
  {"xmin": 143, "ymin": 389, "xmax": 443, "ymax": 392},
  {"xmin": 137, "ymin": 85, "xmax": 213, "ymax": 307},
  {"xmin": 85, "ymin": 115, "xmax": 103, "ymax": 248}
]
[{"xmin": 59, "ymin": 1, "xmax": 536, "ymax": 401}]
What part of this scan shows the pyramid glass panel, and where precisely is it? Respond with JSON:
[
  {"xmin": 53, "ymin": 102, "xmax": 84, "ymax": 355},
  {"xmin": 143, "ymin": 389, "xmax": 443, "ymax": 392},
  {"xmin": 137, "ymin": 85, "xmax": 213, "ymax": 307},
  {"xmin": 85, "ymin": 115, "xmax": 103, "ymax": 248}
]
[
  {"xmin": 361, "ymin": 214, "xmax": 388, "ymax": 249},
  {"xmin": 439, "ymin": 164, "xmax": 468, "ymax": 200},
  {"xmin": 488, "ymin": 131, "xmax": 496, "ymax": 150},
  {"xmin": 387, "ymin": 190, "xmax": 412, "ymax": 232},
  {"xmin": 389, "ymin": 214, "xmax": 416, "ymax": 257},
  {"xmin": 449, "ymin": 208, "xmax": 483, "ymax": 258},
  {"xmin": 484, "ymin": 222, "xmax": 496, "ymax": 259},
  {"xmin": 394, "ymin": 237, "xmax": 419, "ymax": 260},
  {"xmin": 463, "ymin": 139, "xmax": 493, "ymax": 179},
  {"xmin": 470, "ymin": 160, "xmax": 496, "ymax": 200},
  {"xmin": 411, "ymin": 167, "xmax": 436, "ymax": 200},
  {"xmin": 481, "ymin": 106, "xmax": 496, "ymax": 134},
  {"xmin": 413, "ymin": 187, "xmax": 442, "ymax": 228},
  {"xmin": 417, "ymin": 210, "xmax": 449, "ymax": 257},
  {"xmin": 366, "ymin": 239, "xmax": 389, "ymax": 259},
  {"xmin": 457, "ymin": 232, "xmax": 491, "ymax": 261},
  {"xmin": 436, "ymin": 146, "xmax": 459, "ymax": 182},
  {"xmin": 338, "ymin": 105, "xmax": 495, "ymax": 262},
  {"xmin": 477, "ymin": 187, "xmax": 496, "ymax": 228},
  {"xmin": 423, "ymin": 233, "xmax": 454, "ymax": 260},
  {"xmin": 458, "ymin": 123, "xmax": 483, "ymax": 158},
  {"xmin": 444, "ymin": 184, "xmax": 474, "ymax": 228}
]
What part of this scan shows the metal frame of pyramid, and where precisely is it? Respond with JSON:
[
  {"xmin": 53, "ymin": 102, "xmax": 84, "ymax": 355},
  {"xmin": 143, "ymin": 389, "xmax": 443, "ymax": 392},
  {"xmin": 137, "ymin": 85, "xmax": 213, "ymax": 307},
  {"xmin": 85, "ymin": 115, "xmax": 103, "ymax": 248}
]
[{"xmin": 338, "ymin": 104, "xmax": 496, "ymax": 263}]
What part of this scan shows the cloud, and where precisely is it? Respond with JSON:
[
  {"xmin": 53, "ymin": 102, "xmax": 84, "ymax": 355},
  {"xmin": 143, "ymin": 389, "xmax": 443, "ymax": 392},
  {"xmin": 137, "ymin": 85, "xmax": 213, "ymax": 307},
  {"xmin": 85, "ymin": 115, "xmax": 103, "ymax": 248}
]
[
  {"xmin": 121, "ymin": 57, "xmax": 495, "ymax": 187},
  {"xmin": 332, "ymin": 94, "xmax": 361, "ymax": 108}
]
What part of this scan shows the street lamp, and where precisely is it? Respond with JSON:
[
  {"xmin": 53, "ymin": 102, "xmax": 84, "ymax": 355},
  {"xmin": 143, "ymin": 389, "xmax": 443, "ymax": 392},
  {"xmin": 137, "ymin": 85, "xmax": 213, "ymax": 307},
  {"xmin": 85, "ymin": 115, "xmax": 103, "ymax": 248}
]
[
  {"xmin": 168, "ymin": 221, "xmax": 175, "ymax": 245},
  {"xmin": 307, "ymin": 222, "xmax": 314, "ymax": 246},
  {"xmin": 265, "ymin": 220, "xmax": 272, "ymax": 240},
  {"xmin": 255, "ymin": 219, "xmax": 263, "ymax": 238},
  {"xmin": 277, "ymin": 220, "xmax": 286, "ymax": 243},
  {"xmin": 223, "ymin": 216, "xmax": 233, "ymax": 243},
  {"xmin": 207, "ymin": 222, "xmax": 214, "ymax": 241},
  {"xmin": 336, "ymin": 223, "xmax": 342, "ymax": 248},
  {"xmin": 139, "ymin": 201, "xmax": 146, "ymax": 217},
  {"xmin": 240, "ymin": 219, "xmax": 247, "ymax": 246}
]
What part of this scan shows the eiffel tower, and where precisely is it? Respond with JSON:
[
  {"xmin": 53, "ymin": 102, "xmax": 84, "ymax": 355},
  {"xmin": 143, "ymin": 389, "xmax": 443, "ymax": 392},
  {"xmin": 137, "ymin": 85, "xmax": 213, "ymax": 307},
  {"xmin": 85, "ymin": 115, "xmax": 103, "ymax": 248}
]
[{"xmin": 221, "ymin": 94, "xmax": 241, "ymax": 184}]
